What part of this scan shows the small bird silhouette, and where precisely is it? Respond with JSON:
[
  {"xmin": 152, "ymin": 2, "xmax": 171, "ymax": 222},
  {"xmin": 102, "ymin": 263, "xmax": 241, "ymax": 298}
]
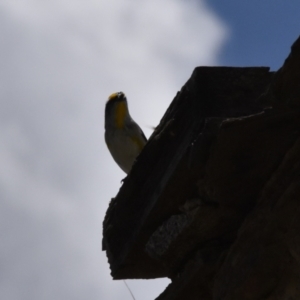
[{"xmin": 105, "ymin": 92, "xmax": 147, "ymax": 174}]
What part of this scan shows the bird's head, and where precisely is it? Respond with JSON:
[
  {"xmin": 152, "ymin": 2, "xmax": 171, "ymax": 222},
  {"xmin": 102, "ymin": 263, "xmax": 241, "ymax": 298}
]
[{"xmin": 105, "ymin": 92, "xmax": 129, "ymax": 129}]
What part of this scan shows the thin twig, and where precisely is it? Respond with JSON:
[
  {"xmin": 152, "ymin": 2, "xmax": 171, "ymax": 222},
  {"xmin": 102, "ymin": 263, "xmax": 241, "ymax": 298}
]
[{"xmin": 123, "ymin": 280, "xmax": 136, "ymax": 300}]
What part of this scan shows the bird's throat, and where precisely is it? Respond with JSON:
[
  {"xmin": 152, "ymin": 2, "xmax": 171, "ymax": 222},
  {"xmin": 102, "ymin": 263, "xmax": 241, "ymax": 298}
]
[{"xmin": 115, "ymin": 102, "xmax": 127, "ymax": 129}]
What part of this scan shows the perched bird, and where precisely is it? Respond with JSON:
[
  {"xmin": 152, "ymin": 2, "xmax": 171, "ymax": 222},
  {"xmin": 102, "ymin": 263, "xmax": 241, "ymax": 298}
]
[{"xmin": 105, "ymin": 92, "xmax": 147, "ymax": 174}]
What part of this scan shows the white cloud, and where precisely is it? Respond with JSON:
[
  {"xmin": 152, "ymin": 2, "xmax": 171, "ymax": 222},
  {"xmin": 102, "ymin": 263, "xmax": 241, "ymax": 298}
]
[{"xmin": 0, "ymin": 0, "xmax": 228, "ymax": 299}]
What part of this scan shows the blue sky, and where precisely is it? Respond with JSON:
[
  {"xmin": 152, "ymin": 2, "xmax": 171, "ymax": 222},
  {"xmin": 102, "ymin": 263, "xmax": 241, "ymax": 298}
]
[
  {"xmin": 210, "ymin": 1, "xmax": 300, "ymax": 69},
  {"xmin": 0, "ymin": 1, "xmax": 299, "ymax": 300}
]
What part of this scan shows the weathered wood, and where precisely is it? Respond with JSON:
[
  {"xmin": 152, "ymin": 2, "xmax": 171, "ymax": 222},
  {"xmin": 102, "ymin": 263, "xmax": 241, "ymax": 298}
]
[{"xmin": 103, "ymin": 67, "xmax": 272, "ymax": 279}]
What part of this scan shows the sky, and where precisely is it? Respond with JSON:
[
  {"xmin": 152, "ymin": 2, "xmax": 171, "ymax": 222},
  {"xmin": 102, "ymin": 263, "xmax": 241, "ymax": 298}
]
[{"xmin": 0, "ymin": 1, "xmax": 299, "ymax": 300}]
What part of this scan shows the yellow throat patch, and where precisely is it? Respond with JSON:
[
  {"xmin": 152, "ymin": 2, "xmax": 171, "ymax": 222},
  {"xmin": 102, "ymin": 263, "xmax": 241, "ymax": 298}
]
[{"xmin": 115, "ymin": 101, "xmax": 127, "ymax": 129}]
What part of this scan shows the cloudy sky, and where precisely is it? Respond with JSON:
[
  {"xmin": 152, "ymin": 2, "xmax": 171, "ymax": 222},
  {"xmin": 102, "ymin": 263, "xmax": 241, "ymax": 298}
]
[{"xmin": 1, "ymin": 1, "xmax": 299, "ymax": 300}]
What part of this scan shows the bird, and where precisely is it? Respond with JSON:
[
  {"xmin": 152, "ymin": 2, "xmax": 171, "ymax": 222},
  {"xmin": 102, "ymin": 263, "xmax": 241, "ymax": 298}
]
[{"xmin": 105, "ymin": 92, "xmax": 147, "ymax": 174}]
